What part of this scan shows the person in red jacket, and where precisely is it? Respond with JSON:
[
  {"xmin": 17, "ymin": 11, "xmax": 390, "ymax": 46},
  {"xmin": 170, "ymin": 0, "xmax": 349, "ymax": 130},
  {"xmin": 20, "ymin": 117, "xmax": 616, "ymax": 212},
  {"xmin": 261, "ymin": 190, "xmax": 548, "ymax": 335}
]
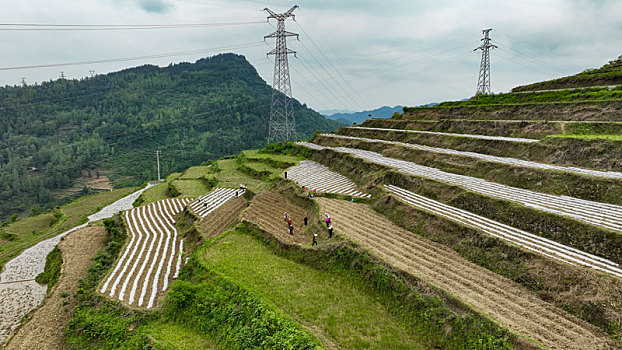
[{"xmin": 312, "ymin": 233, "xmax": 318, "ymax": 246}]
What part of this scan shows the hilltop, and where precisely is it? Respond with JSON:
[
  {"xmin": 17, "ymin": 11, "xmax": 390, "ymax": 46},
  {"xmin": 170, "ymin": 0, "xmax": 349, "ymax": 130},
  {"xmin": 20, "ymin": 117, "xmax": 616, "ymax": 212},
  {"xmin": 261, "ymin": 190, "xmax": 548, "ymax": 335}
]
[
  {"xmin": 0, "ymin": 54, "xmax": 343, "ymax": 221},
  {"xmin": 324, "ymin": 105, "xmax": 403, "ymax": 125},
  {"xmin": 512, "ymin": 55, "xmax": 622, "ymax": 91}
]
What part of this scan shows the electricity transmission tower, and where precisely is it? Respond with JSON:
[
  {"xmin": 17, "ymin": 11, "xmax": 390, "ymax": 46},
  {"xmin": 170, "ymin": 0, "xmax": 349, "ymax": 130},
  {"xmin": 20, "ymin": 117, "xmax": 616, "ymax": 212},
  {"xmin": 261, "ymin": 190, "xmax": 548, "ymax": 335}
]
[
  {"xmin": 264, "ymin": 5, "xmax": 299, "ymax": 144},
  {"xmin": 474, "ymin": 28, "xmax": 497, "ymax": 95},
  {"xmin": 60, "ymin": 71, "xmax": 66, "ymax": 79},
  {"xmin": 89, "ymin": 69, "xmax": 95, "ymax": 78}
]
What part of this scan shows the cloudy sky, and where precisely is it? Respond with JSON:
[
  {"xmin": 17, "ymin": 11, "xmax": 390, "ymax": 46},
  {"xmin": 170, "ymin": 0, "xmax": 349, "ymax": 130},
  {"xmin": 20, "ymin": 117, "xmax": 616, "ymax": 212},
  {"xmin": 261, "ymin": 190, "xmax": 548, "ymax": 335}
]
[{"xmin": 1, "ymin": 0, "xmax": 621, "ymax": 112}]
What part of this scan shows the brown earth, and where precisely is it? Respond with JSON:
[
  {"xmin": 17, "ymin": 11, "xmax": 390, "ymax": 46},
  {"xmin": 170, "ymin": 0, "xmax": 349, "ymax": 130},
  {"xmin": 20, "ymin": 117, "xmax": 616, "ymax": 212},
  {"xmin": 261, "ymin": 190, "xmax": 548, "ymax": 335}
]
[
  {"xmin": 4, "ymin": 226, "xmax": 107, "ymax": 350},
  {"xmin": 198, "ymin": 197, "xmax": 248, "ymax": 239},
  {"xmin": 241, "ymin": 191, "xmax": 316, "ymax": 246},
  {"xmin": 315, "ymin": 197, "xmax": 616, "ymax": 350},
  {"xmin": 400, "ymin": 100, "xmax": 622, "ymax": 122}
]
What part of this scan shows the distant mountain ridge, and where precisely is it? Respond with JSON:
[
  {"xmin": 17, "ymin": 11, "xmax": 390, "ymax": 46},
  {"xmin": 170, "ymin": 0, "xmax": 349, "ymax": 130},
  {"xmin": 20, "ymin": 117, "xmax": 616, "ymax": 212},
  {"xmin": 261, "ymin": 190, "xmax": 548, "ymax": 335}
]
[
  {"xmin": 324, "ymin": 106, "xmax": 403, "ymax": 125},
  {"xmin": 0, "ymin": 53, "xmax": 343, "ymax": 220}
]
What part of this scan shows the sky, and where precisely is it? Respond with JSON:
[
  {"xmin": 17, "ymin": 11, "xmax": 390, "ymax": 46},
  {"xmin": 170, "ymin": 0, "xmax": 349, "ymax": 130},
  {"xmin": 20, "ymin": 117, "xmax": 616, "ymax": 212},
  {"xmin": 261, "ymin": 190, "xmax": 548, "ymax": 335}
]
[{"xmin": 1, "ymin": 0, "xmax": 621, "ymax": 112}]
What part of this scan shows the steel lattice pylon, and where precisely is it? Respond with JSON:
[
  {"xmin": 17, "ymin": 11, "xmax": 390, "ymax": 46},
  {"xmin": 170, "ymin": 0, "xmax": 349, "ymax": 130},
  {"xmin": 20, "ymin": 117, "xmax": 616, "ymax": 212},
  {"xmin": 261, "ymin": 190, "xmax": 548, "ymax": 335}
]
[
  {"xmin": 264, "ymin": 5, "xmax": 299, "ymax": 144},
  {"xmin": 474, "ymin": 28, "xmax": 497, "ymax": 95}
]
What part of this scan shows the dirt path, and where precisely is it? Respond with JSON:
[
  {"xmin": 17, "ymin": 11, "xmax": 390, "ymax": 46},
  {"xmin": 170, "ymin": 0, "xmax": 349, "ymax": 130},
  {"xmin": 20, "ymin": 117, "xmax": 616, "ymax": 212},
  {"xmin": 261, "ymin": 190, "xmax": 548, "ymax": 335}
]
[
  {"xmin": 4, "ymin": 226, "xmax": 107, "ymax": 350},
  {"xmin": 241, "ymin": 191, "xmax": 312, "ymax": 246},
  {"xmin": 316, "ymin": 198, "xmax": 614, "ymax": 350}
]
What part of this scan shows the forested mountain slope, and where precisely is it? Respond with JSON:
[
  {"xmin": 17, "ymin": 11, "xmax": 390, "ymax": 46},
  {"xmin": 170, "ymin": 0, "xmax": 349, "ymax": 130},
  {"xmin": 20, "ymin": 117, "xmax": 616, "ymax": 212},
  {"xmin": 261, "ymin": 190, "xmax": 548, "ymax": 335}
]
[{"xmin": 0, "ymin": 53, "xmax": 342, "ymax": 220}]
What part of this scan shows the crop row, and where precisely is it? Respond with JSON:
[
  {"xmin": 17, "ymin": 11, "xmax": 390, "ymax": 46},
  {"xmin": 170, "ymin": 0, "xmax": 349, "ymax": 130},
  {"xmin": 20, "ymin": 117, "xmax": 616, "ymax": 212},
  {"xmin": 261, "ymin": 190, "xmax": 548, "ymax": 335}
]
[
  {"xmin": 286, "ymin": 160, "xmax": 372, "ymax": 198},
  {"xmin": 386, "ymin": 185, "xmax": 621, "ymax": 278},
  {"xmin": 188, "ymin": 187, "xmax": 245, "ymax": 218},
  {"xmin": 100, "ymin": 198, "xmax": 191, "ymax": 309},
  {"xmin": 297, "ymin": 142, "xmax": 622, "ymax": 233},
  {"xmin": 320, "ymin": 133, "xmax": 622, "ymax": 179}
]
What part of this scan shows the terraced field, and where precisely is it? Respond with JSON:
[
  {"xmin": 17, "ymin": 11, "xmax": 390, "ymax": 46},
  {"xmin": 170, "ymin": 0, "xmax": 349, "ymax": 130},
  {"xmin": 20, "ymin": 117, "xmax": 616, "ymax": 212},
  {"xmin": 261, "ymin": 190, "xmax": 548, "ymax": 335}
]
[
  {"xmin": 346, "ymin": 126, "xmax": 541, "ymax": 143},
  {"xmin": 297, "ymin": 142, "xmax": 622, "ymax": 233},
  {"xmin": 188, "ymin": 188, "xmax": 244, "ymax": 218},
  {"xmin": 385, "ymin": 184, "xmax": 622, "ymax": 277},
  {"xmin": 100, "ymin": 198, "xmax": 191, "ymax": 309},
  {"xmin": 286, "ymin": 160, "xmax": 372, "ymax": 198},
  {"xmin": 241, "ymin": 191, "xmax": 311, "ymax": 246},
  {"xmin": 319, "ymin": 133, "xmax": 622, "ymax": 179},
  {"xmin": 316, "ymin": 197, "xmax": 613, "ymax": 350}
]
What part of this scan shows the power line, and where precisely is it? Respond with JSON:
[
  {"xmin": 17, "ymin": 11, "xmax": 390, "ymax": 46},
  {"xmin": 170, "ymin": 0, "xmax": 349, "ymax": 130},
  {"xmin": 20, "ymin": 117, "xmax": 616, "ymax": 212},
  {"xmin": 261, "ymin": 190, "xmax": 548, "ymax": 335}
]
[
  {"xmin": 0, "ymin": 42, "xmax": 264, "ymax": 71},
  {"xmin": 293, "ymin": 21, "xmax": 367, "ymax": 108},
  {"xmin": 0, "ymin": 21, "xmax": 265, "ymax": 31}
]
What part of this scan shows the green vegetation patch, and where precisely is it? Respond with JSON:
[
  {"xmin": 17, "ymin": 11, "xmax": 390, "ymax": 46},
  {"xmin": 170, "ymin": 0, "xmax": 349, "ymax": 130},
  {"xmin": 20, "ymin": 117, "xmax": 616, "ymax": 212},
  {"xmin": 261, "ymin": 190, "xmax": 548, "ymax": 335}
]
[
  {"xmin": 172, "ymin": 179, "xmax": 209, "ymax": 197},
  {"xmin": 140, "ymin": 183, "xmax": 169, "ymax": 204},
  {"xmin": 546, "ymin": 134, "xmax": 622, "ymax": 141},
  {"xmin": 213, "ymin": 158, "xmax": 271, "ymax": 193},
  {"xmin": 147, "ymin": 322, "xmax": 216, "ymax": 350},
  {"xmin": 200, "ymin": 231, "xmax": 423, "ymax": 349},
  {"xmin": 35, "ymin": 246, "xmax": 63, "ymax": 293},
  {"xmin": 179, "ymin": 166, "xmax": 212, "ymax": 180},
  {"xmin": 433, "ymin": 86, "xmax": 622, "ymax": 108}
]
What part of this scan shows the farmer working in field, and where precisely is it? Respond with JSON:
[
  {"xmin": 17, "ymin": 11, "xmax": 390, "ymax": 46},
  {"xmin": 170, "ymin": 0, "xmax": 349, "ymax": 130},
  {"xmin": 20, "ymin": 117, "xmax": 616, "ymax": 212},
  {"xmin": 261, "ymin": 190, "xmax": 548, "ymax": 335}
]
[
  {"xmin": 328, "ymin": 225, "xmax": 333, "ymax": 238},
  {"xmin": 303, "ymin": 216, "xmax": 308, "ymax": 226},
  {"xmin": 289, "ymin": 224, "xmax": 294, "ymax": 235},
  {"xmin": 312, "ymin": 233, "xmax": 318, "ymax": 246}
]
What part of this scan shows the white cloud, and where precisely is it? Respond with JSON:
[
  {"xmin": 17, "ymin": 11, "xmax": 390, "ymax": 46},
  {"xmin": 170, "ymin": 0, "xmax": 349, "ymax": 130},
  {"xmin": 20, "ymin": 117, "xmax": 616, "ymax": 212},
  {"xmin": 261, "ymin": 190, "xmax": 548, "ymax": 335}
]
[{"xmin": 1, "ymin": 0, "xmax": 621, "ymax": 111}]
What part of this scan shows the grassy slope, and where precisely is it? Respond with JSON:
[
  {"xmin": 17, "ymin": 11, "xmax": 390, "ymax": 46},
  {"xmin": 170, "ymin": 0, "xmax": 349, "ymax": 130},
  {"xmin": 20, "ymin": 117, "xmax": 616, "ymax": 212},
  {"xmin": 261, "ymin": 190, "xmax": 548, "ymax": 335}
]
[
  {"xmin": 201, "ymin": 232, "xmax": 424, "ymax": 350},
  {"xmin": 147, "ymin": 322, "xmax": 216, "ymax": 350},
  {"xmin": 0, "ymin": 187, "xmax": 136, "ymax": 270}
]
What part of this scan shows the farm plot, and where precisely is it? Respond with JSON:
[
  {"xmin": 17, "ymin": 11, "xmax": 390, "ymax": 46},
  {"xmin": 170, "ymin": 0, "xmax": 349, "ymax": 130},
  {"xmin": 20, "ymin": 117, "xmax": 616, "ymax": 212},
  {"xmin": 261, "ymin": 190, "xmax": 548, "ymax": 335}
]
[
  {"xmin": 320, "ymin": 133, "xmax": 622, "ymax": 179},
  {"xmin": 188, "ymin": 188, "xmax": 244, "ymax": 219},
  {"xmin": 297, "ymin": 142, "xmax": 622, "ymax": 233},
  {"xmin": 241, "ymin": 191, "xmax": 310, "ymax": 246},
  {"xmin": 386, "ymin": 185, "xmax": 622, "ymax": 278},
  {"xmin": 286, "ymin": 160, "xmax": 371, "ymax": 198},
  {"xmin": 315, "ymin": 197, "xmax": 612, "ymax": 350},
  {"xmin": 346, "ymin": 126, "xmax": 541, "ymax": 143},
  {"xmin": 100, "ymin": 198, "xmax": 191, "ymax": 309}
]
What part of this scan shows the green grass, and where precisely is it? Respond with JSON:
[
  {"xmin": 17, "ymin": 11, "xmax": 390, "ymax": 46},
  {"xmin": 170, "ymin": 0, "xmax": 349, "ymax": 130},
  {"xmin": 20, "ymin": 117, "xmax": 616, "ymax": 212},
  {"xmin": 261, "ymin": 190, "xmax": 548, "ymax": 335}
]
[
  {"xmin": 140, "ymin": 183, "xmax": 170, "ymax": 204},
  {"xmin": 179, "ymin": 166, "xmax": 212, "ymax": 180},
  {"xmin": 35, "ymin": 246, "xmax": 63, "ymax": 293},
  {"xmin": 147, "ymin": 322, "xmax": 216, "ymax": 350},
  {"xmin": 200, "ymin": 232, "xmax": 424, "ymax": 350},
  {"xmin": 214, "ymin": 159, "xmax": 271, "ymax": 193},
  {"xmin": 3, "ymin": 212, "xmax": 54, "ymax": 236},
  {"xmin": 243, "ymin": 149, "xmax": 302, "ymax": 164},
  {"xmin": 0, "ymin": 187, "xmax": 136, "ymax": 270},
  {"xmin": 172, "ymin": 179, "xmax": 209, "ymax": 197},
  {"xmin": 546, "ymin": 134, "xmax": 622, "ymax": 141}
]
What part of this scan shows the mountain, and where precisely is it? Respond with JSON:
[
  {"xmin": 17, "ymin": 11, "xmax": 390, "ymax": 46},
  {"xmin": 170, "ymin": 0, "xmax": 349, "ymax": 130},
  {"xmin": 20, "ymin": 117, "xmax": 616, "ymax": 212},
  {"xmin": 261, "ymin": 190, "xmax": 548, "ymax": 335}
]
[
  {"xmin": 318, "ymin": 109, "xmax": 355, "ymax": 116},
  {"xmin": 324, "ymin": 106, "xmax": 403, "ymax": 125},
  {"xmin": 0, "ymin": 53, "xmax": 343, "ymax": 220}
]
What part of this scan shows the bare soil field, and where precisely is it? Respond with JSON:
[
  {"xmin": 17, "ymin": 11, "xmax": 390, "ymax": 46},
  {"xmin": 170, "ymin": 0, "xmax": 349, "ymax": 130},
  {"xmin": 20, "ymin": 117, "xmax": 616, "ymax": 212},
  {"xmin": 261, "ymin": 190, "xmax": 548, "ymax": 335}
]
[
  {"xmin": 4, "ymin": 226, "xmax": 107, "ymax": 350},
  {"xmin": 316, "ymin": 197, "xmax": 615, "ymax": 350},
  {"xmin": 241, "ymin": 191, "xmax": 313, "ymax": 246},
  {"xmin": 197, "ymin": 197, "xmax": 247, "ymax": 239}
]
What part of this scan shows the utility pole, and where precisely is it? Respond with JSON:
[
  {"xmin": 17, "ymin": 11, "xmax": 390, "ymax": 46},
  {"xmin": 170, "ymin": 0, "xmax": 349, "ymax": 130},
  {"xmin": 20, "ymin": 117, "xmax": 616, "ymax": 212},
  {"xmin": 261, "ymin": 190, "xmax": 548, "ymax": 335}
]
[
  {"xmin": 264, "ymin": 5, "xmax": 299, "ymax": 144},
  {"xmin": 60, "ymin": 71, "xmax": 66, "ymax": 79},
  {"xmin": 474, "ymin": 28, "xmax": 497, "ymax": 95},
  {"xmin": 89, "ymin": 69, "xmax": 95, "ymax": 78},
  {"xmin": 155, "ymin": 150, "xmax": 161, "ymax": 181}
]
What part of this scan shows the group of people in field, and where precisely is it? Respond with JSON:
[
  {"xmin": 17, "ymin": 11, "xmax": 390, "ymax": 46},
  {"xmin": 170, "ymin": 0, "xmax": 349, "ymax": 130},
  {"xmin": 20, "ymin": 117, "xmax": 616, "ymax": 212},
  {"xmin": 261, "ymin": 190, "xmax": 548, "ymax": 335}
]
[{"xmin": 283, "ymin": 211, "xmax": 333, "ymax": 246}]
